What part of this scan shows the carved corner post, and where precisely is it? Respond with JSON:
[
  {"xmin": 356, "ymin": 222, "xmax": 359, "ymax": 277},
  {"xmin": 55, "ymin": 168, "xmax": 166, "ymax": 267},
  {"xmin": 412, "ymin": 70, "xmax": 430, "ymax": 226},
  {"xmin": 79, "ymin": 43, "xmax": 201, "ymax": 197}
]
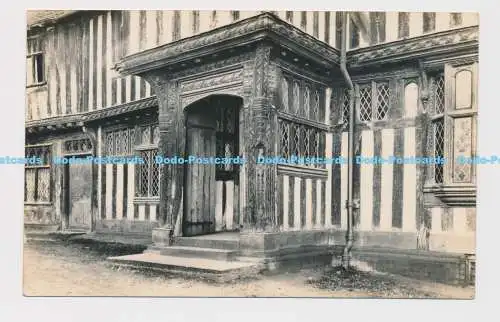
[
  {"xmin": 242, "ymin": 44, "xmax": 279, "ymax": 232},
  {"xmin": 83, "ymin": 126, "xmax": 99, "ymax": 233},
  {"xmin": 417, "ymin": 61, "xmax": 432, "ymax": 234},
  {"xmin": 143, "ymin": 73, "xmax": 184, "ymax": 245}
]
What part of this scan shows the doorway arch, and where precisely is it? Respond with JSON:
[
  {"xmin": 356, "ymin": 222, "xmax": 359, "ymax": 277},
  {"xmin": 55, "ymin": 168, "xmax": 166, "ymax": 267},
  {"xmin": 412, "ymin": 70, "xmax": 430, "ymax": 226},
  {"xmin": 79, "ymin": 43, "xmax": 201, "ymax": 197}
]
[{"xmin": 182, "ymin": 95, "xmax": 243, "ymax": 236}]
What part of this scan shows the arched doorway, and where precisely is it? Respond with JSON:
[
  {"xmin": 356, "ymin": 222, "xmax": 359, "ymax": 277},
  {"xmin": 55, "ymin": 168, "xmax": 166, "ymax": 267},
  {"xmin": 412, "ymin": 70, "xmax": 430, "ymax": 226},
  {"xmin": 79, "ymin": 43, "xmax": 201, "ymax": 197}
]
[{"xmin": 183, "ymin": 95, "xmax": 242, "ymax": 236}]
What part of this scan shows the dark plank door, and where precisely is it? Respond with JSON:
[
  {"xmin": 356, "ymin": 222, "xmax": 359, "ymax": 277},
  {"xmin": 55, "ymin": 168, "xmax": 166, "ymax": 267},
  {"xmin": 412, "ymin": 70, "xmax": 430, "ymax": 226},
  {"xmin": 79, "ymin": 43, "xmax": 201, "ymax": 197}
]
[
  {"xmin": 68, "ymin": 162, "xmax": 92, "ymax": 229},
  {"xmin": 183, "ymin": 108, "xmax": 217, "ymax": 236}
]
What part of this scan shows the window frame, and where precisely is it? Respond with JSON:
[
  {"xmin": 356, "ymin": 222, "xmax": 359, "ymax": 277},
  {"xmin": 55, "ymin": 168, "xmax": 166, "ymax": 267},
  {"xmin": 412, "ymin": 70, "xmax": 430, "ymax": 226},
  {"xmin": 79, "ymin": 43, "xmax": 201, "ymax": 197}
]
[
  {"xmin": 134, "ymin": 123, "xmax": 160, "ymax": 199},
  {"xmin": 356, "ymin": 80, "xmax": 392, "ymax": 123},
  {"xmin": 26, "ymin": 52, "xmax": 46, "ymax": 88},
  {"xmin": 425, "ymin": 62, "xmax": 478, "ymax": 191},
  {"xmin": 24, "ymin": 144, "xmax": 52, "ymax": 205},
  {"xmin": 278, "ymin": 73, "xmax": 328, "ymax": 174}
]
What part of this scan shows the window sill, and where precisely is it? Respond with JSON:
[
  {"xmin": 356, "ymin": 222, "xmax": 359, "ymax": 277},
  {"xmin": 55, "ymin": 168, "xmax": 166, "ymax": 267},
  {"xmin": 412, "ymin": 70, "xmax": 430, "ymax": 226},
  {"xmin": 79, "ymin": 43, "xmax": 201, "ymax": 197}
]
[
  {"xmin": 134, "ymin": 197, "xmax": 160, "ymax": 204},
  {"xmin": 26, "ymin": 82, "xmax": 47, "ymax": 89},
  {"xmin": 423, "ymin": 184, "xmax": 476, "ymax": 206},
  {"xmin": 24, "ymin": 202, "xmax": 52, "ymax": 206},
  {"xmin": 277, "ymin": 164, "xmax": 328, "ymax": 179}
]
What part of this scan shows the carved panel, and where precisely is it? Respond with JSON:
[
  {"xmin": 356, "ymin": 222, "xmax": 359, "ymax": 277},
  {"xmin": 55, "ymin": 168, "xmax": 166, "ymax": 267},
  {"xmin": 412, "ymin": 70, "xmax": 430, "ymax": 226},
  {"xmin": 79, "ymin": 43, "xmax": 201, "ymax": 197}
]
[
  {"xmin": 180, "ymin": 68, "xmax": 243, "ymax": 93},
  {"xmin": 453, "ymin": 117, "xmax": 473, "ymax": 183},
  {"xmin": 455, "ymin": 70, "xmax": 473, "ymax": 109},
  {"xmin": 63, "ymin": 138, "xmax": 93, "ymax": 155}
]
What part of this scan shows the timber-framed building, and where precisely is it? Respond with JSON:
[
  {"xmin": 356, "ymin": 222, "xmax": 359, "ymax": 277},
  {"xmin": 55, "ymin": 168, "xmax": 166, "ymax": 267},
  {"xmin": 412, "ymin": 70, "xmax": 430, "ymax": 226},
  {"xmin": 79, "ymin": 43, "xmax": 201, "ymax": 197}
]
[{"xmin": 25, "ymin": 11, "xmax": 478, "ymax": 283}]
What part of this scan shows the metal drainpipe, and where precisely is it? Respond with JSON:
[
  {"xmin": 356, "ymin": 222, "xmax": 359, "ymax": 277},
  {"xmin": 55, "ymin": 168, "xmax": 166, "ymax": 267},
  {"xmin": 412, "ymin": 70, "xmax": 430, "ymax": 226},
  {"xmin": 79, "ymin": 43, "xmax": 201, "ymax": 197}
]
[{"xmin": 339, "ymin": 11, "xmax": 356, "ymax": 269}]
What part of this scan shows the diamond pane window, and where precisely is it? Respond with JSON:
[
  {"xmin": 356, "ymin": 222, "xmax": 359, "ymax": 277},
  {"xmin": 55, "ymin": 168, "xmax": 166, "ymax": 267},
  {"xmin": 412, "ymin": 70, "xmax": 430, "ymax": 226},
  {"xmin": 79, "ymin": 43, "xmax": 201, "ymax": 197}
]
[
  {"xmin": 137, "ymin": 149, "xmax": 159, "ymax": 197},
  {"xmin": 312, "ymin": 90, "xmax": 320, "ymax": 121},
  {"xmin": 278, "ymin": 119, "xmax": 326, "ymax": 168},
  {"xmin": 25, "ymin": 145, "xmax": 51, "ymax": 203},
  {"xmin": 434, "ymin": 119, "xmax": 445, "ymax": 183},
  {"xmin": 293, "ymin": 81, "xmax": 300, "ymax": 115},
  {"xmin": 281, "ymin": 78, "xmax": 289, "ymax": 111},
  {"xmin": 279, "ymin": 119, "xmax": 290, "ymax": 158},
  {"xmin": 141, "ymin": 126, "xmax": 151, "ymax": 145},
  {"xmin": 375, "ymin": 83, "xmax": 390, "ymax": 120},
  {"xmin": 37, "ymin": 168, "xmax": 50, "ymax": 202},
  {"xmin": 152, "ymin": 126, "xmax": 160, "ymax": 145},
  {"xmin": 303, "ymin": 86, "xmax": 310, "ymax": 118},
  {"xmin": 106, "ymin": 132, "xmax": 114, "ymax": 156},
  {"xmin": 434, "ymin": 75, "xmax": 445, "ymax": 114},
  {"xmin": 359, "ymin": 86, "xmax": 372, "ymax": 122},
  {"xmin": 105, "ymin": 128, "xmax": 136, "ymax": 156},
  {"xmin": 342, "ymin": 88, "xmax": 350, "ymax": 124},
  {"xmin": 25, "ymin": 168, "xmax": 36, "ymax": 202}
]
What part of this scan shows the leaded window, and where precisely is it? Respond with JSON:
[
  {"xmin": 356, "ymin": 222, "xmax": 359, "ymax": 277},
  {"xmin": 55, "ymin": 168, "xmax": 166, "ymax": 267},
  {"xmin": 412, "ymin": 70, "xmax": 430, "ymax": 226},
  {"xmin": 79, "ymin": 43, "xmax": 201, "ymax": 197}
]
[
  {"xmin": 434, "ymin": 75, "xmax": 445, "ymax": 114},
  {"xmin": 278, "ymin": 119, "xmax": 325, "ymax": 168},
  {"xmin": 105, "ymin": 128, "xmax": 134, "ymax": 156},
  {"xmin": 281, "ymin": 75, "xmax": 325, "ymax": 123},
  {"xmin": 433, "ymin": 120, "xmax": 445, "ymax": 184},
  {"xmin": 375, "ymin": 83, "xmax": 390, "ymax": 120},
  {"xmin": 293, "ymin": 81, "xmax": 300, "ymax": 115},
  {"xmin": 427, "ymin": 63, "xmax": 478, "ymax": 188},
  {"xmin": 281, "ymin": 78, "xmax": 289, "ymax": 110},
  {"xmin": 303, "ymin": 85, "xmax": 310, "ymax": 118},
  {"xmin": 137, "ymin": 149, "xmax": 160, "ymax": 197},
  {"xmin": 431, "ymin": 74, "xmax": 445, "ymax": 184},
  {"xmin": 25, "ymin": 145, "xmax": 51, "ymax": 203},
  {"xmin": 135, "ymin": 123, "xmax": 160, "ymax": 198},
  {"xmin": 312, "ymin": 90, "xmax": 320, "ymax": 121},
  {"xmin": 359, "ymin": 85, "xmax": 372, "ymax": 122},
  {"xmin": 357, "ymin": 81, "xmax": 391, "ymax": 122},
  {"xmin": 342, "ymin": 88, "xmax": 351, "ymax": 124}
]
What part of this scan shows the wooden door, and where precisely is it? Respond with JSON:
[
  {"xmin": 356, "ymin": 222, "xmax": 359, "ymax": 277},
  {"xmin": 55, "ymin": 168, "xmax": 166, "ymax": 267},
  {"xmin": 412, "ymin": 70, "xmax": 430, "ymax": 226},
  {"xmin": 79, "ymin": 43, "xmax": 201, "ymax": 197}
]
[
  {"xmin": 183, "ymin": 106, "xmax": 217, "ymax": 236},
  {"xmin": 68, "ymin": 162, "xmax": 92, "ymax": 230}
]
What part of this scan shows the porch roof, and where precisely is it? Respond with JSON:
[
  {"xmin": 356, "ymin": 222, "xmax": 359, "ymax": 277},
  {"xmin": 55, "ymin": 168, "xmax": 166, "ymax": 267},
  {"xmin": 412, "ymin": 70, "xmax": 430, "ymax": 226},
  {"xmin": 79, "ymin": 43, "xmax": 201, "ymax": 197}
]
[{"xmin": 114, "ymin": 12, "xmax": 341, "ymax": 77}]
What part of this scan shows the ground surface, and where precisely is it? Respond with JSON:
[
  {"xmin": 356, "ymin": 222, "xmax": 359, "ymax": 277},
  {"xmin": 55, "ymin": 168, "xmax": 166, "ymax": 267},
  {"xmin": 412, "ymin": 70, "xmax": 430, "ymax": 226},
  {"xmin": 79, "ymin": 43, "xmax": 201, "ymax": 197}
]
[{"xmin": 23, "ymin": 240, "xmax": 474, "ymax": 298}]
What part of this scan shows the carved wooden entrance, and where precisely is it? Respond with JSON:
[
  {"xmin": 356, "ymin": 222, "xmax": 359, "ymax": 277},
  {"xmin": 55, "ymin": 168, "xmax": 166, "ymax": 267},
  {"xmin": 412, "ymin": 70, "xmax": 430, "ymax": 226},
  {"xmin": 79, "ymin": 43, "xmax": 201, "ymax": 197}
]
[{"xmin": 183, "ymin": 96, "xmax": 241, "ymax": 236}]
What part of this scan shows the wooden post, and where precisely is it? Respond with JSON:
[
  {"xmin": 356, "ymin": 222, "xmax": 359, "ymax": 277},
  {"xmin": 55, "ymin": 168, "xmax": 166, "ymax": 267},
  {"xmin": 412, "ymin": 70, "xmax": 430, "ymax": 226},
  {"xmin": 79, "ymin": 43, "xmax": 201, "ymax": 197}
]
[
  {"xmin": 242, "ymin": 44, "xmax": 279, "ymax": 232},
  {"xmin": 143, "ymin": 74, "xmax": 185, "ymax": 243}
]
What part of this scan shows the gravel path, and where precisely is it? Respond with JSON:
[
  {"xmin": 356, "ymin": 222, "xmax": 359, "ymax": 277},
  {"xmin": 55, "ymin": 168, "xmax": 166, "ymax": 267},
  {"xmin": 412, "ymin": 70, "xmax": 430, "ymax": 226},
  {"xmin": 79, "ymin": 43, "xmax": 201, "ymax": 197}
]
[{"xmin": 22, "ymin": 240, "xmax": 474, "ymax": 298}]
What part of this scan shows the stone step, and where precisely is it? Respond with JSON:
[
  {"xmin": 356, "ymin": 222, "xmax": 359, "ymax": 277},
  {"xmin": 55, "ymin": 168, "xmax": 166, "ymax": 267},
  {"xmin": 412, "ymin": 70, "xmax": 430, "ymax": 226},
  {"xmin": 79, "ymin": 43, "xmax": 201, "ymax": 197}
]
[
  {"xmin": 175, "ymin": 236, "xmax": 239, "ymax": 251},
  {"xmin": 107, "ymin": 253, "xmax": 261, "ymax": 280},
  {"xmin": 146, "ymin": 245, "xmax": 237, "ymax": 261}
]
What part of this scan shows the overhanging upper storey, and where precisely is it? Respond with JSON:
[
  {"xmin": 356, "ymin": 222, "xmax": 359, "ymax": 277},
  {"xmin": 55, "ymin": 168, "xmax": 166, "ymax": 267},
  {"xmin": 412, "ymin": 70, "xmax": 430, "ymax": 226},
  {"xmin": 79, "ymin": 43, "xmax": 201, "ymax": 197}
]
[
  {"xmin": 347, "ymin": 25, "xmax": 479, "ymax": 70},
  {"xmin": 114, "ymin": 12, "xmax": 341, "ymax": 78}
]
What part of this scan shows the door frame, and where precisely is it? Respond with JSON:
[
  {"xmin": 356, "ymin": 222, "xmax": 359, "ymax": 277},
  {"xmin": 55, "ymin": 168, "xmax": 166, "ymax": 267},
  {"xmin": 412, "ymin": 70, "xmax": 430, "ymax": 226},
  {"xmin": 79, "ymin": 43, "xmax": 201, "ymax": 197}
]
[
  {"xmin": 63, "ymin": 154, "xmax": 94, "ymax": 232},
  {"xmin": 181, "ymin": 95, "xmax": 242, "ymax": 236}
]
